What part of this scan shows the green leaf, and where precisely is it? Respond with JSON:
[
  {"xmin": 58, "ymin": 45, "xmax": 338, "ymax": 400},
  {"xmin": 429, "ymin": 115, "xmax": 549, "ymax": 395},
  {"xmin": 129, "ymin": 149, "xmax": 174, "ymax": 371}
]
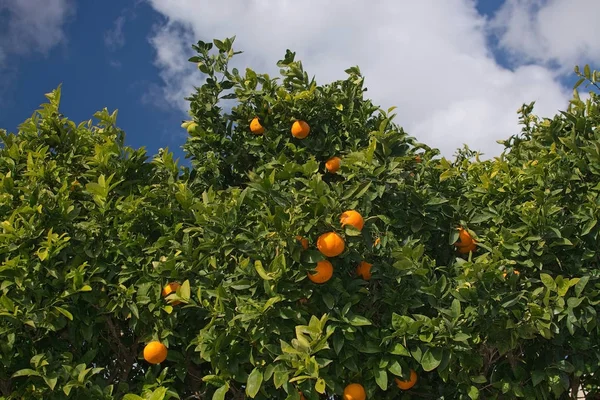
[
  {"xmin": 574, "ymin": 77, "xmax": 586, "ymax": 89},
  {"xmin": 575, "ymin": 276, "xmax": 589, "ymax": 297},
  {"xmin": 426, "ymin": 197, "xmax": 448, "ymax": 206},
  {"xmin": 149, "ymin": 387, "xmax": 168, "ymax": 400},
  {"xmin": 246, "ymin": 368, "xmax": 263, "ymax": 398},
  {"xmin": 54, "ymin": 306, "xmax": 73, "ymax": 321},
  {"xmin": 468, "ymin": 385, "xmax": 480, "ymax": 399},
  {"xmin": 254, "ymin": 260, "xmax": 273, "ymax": 280},
  {"xmin": 315, "ymin": 377, "xmax": 326, "ymax": 394},
  {"xmin": 213, "ymin": 383, "xmax": 229, "ymax": 400},
  {"xmin": 420, "ymin": 348, "xmax": 442, "ymax": 372},
  {"xmin": 581, "ymin": 219, "xmax": 596, "ymax": 235},
  {"xmin": 540, "ymin": 273, "xmax": 556, "ymax": 291},
  {"xmin": 273, "ymin": 365, "xmax": 289, "ymax": 389},
  {"xmin": 179, "ymin": 280, "xmax": 191, "ymax": 300},
  {"xmin": 584, "ymin": 64, "xmax": 591, "ymax": 79},
  {"xmin": 0, "ymin": 295, "xmax": 14, "ymax": 312},
  {"xmin": 348, "ymin": 315, "xmax": 372, "ymax": 326},
  {"xmin": 43, "ymin": 375, "xmax": 58, "ymax": 390},
  {"xmin": 12, "ymin": 368, "xmax": 40, "ymax": 378},
  {"xmin": 123, "ymin": 395, "xmax": 144, "ymax": 400},
  {"xmin": 390, "ymin": 343, "xmax": 410, "ymax": 356},
  {"xmin": 375, "ymin": 369, "xmax": 388, "ymax": 390}
]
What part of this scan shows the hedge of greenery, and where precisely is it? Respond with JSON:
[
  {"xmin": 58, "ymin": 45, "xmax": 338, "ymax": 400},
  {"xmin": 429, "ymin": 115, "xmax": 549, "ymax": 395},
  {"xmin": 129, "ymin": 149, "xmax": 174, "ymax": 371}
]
[{"xmin": 0, "ymin": 37, "xmax": 599, "ymax": 399}]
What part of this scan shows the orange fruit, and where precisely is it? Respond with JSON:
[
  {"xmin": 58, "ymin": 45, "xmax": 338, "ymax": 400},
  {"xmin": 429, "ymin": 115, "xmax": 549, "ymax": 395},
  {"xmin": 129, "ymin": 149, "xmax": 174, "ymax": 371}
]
[
  {"xmin": 250, "ymin": 117, "xmax": 265, "ymax": 134},
  {"xmin": 296, "ymin": 235, "xmax": 309, "ymax": 250},
  {"xmin": 457, "ymin": 242, "xmax": 477, "ymax": 254},
  {"xmin": 291, "ymin": 120, "xmax": 310, "ymax": 139},
  {"xmin": 340, "ymin": 210, "xmax": 364, "ymax": 231},
  {"xmin": 503, "ymin": 270, "xmax": 520, "ymax": 278},
  {"xmin": 343, "ymin": 383, "xmax": 366, "ymax": 400},
  {"xmin": 162, "ymin": 282, "xmax": 181, "ymax": 305},
  {"xmin": 395, "ymin": 369, "xmax": 418, "ymax": 390},
  {"xmin": 143, "ymin": 341, "xmax": 168, "ymax": 364},
  {"xmin": 415, "ymin": 155, "xmax": 422, "ymax": 163},
  {"xmin": 316, "ymin": 232, "xmax": 345, "ymax": 257},
  {"xmin": 307, "ymin": 260, "xmax": 334, "ymax": 284},
  {"xmin": 454, "ymin": 227, "xmax": 474, "ymax": 248},
  {"xmin": 356, "ymin": 261, "xmax": 373, "ymax": 281},
  {"xmin": 325, "ymin": 156, "xmax": 341, "ymax": 173},
  {"xmin": 374, "ymin": 237, "xmax": 381, "ymax": 247}
]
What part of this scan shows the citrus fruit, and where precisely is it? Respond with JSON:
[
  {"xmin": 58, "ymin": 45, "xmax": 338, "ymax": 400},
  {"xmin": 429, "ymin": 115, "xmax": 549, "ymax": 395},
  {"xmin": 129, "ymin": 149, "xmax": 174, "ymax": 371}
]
[
  {"xmin": 291, "ymin": 120, "xmax": 310, "ymax": 139},
  {"xmin": 356, "ymin": 261, "xmax": 372, "ymax": 281},
  {"xmin": 455, "ymin": 227, "xmax": 474, "ymax": 248},
  {"xmin": 250, "ymin": 117, "xmax": 265, "ymax": 134},
  {"xmin": 343, "ymin": 383, "xmax": 366, "ymax": 400},
  {"xmin": 296, "ymin": 235, "xmax": 309, "ymax": 250},
  {"xmin": 143, "ymin": 341, "xmax": 168, "ymax": 364},
  {"xmin": 503, "ymin": 270, "xmax": 520, "ymax": 278},
  {"xmin": 307, "ymin": 260, "xmax": 334, "ymax": 283},
  {"xmin": 316, "ymin": 232, "xmax": 345, "ymax": 257},
  {"xmin": 340, "ymin": 210, "xmax": 364, "ymax": 231},
  {"xmin": 374, "ymin": 237, "xmax": 381, "ymax": 247},
  {"xmin": 325, "ymin": 156, "xmax": 341, "ymax": 173},
  {"xmin": 457, "ymin": 242, "xmax": 477, "ymax": 254},
  {"xmin": 395, "ymin": 369, "xmax": 418, "ymax": 390},
  {"xmin": 162, "ymin": 281, "xmax": 181, "ymax": 306}
]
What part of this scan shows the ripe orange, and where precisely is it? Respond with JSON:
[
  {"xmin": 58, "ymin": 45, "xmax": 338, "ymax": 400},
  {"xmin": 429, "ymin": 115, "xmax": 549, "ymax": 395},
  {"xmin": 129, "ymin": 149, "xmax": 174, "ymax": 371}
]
[
  {"xmin": 325, "ymin": 156, "xmax": 341, "ymax": 173},
  {"xmin": 162, "ymin": 282, "xmax": 181, "ymax": 306},
  {"xmin": 343, "ymin": 383, "xmax": 366, "ymax": 400},
  {"xmin": 395, "ymin": 369, "xmax": 418, "ymax": 390},
  {"xmin": 143, "ymin": 341, "xmax": 168, "ymax": 364},
  {"xmin": 457, "ymin": 242, "xmax": 477, "ymax": 254},
  {"xmin": 455, "ymin": 227, "xmax": 474, "ymax": 248},
  {"xmin": 316, "ymin": 232, "xmax": 345, "ymax": 257},
  {"xmin": 296, "ymin": 235, "xmax": 309, "ymax": 250},
  {"xmin": 503, "ymin": 270, "xmax": 520, "ymax": 278},
  {"xmin": 307, "ymin": 260, "xmax": 334, "ymax": 283},
  {"xmin": 250, "ymin": 117, "xmax": 265, "ymax": 134},
  {"xmin": 374, "ymin": 237, "xmax": 381, "ymax": 247},
  {"xmin": 340, "ymin": 210, "xmax": 364, "ymax": 231},
  {"xmin": 291, "ymin": 120, "xmax": 310, "ymax": 139},
  {"xmin": 356, "ymin": 261, "xmax": 373, "ymax": 281}
]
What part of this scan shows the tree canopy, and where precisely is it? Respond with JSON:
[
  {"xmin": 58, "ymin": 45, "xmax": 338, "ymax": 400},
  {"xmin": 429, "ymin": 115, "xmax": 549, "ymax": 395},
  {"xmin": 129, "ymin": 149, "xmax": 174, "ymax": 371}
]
[{"xmin": 0, "ymin": 37, "xmax": 599, "ymax": 399}]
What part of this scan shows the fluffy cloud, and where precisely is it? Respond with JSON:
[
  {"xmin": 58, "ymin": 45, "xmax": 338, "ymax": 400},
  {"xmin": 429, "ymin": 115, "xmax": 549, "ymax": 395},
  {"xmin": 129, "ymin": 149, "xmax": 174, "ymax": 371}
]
[
  {"xmin": 145, "ymin": 0, "xmax": 594, "ymax": 158},
  {"xmin": 491, "ymin": 0, "xmax": 600, "ymax": 73},
  {"xmin": 0, "ymin": 0, "xmax": 74, "ymax": 64}
]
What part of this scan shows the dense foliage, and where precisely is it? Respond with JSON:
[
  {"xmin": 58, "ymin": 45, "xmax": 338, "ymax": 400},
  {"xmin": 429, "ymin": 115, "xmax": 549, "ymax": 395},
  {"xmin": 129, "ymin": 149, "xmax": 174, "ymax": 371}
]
[{"xmin": 0, "ymin": 37, "xmax": 599, "ymax": 399}]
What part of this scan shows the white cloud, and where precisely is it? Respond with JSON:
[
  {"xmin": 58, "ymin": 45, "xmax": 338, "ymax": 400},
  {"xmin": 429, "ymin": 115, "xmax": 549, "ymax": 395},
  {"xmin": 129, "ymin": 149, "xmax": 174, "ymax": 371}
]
[
  {"xmin": 145, "ymin": 0, "xmax": 594, "ymax": 158},
  {"xmin": 491, "ymin": 0, "xmax": 600, "ymax": 73},
  {"xmin": 0, "ymin": 0, "xmax": 74, "ymax": 65},
  {"xmin": 105, "ymin": 15, "xmax": 126, "ymax": 51}
]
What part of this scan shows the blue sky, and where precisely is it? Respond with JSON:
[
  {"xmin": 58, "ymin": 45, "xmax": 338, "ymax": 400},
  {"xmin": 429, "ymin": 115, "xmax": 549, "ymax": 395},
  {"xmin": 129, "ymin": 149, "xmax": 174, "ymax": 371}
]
[
  {"xmin": 0, "ymin": 0, "xmax": 187, "ymax": 162},
  {"xmin": 1, "ymin": 0, "xmax": 598, "ymax": 160}
]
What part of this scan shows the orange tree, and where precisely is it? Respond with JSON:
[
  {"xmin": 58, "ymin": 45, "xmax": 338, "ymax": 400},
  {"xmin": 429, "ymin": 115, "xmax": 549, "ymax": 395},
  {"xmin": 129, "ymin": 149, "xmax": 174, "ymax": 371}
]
[{"xmin": 0, "ymin": 36, "xmax": 599, "ymax": 399}]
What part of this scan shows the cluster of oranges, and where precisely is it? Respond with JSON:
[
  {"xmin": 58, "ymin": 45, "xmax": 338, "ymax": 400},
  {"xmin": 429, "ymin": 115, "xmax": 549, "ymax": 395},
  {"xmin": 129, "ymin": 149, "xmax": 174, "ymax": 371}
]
[
  {"xmin": 340, "ymin": 369, "xmax": 418, "ymax": 400},
  {"xmin": 250, "ymin": 117, "xmax": 342, "ymax": 174},
  {"xmin": 146, "ymin": 118, "xmax": 438, "ymax": 396},
  {"xmin": 141, "ymin": 282, "xmax": 181, "ymax": 364},
  {"xmin": 297, "ymin": 209, "xmax": 372, "ymax": 285}
]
